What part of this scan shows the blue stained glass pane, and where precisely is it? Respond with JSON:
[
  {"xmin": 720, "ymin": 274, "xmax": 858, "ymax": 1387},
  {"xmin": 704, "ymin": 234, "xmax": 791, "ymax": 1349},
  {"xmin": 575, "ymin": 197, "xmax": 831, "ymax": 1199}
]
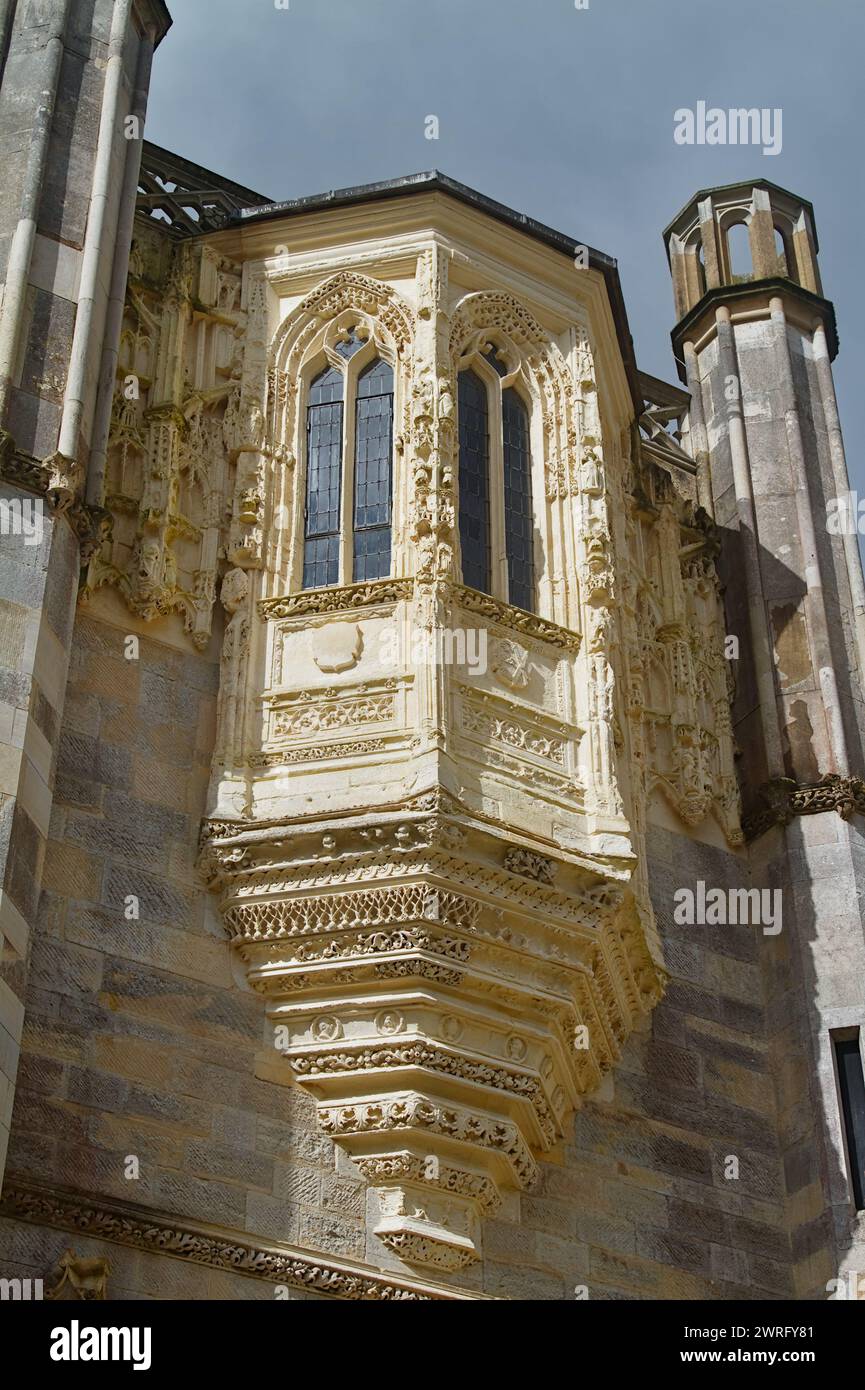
[
  {"xmin": 458, "ymin": 370, "xmax": 491, "ymax": 594},
  {"xmin": 357, "ymin": 357, "xmax": 393, "ymax": 398},
  {"xmin": 352, "ymin": 357, "xmax": 393, "ymax": 582},
  {"xmin": 303, "ymin": 364, "xmax": 344, "ymax": 588},
  {"xmin": 502, "ymin": 386, "xmax": 534, "ymax": 611}
]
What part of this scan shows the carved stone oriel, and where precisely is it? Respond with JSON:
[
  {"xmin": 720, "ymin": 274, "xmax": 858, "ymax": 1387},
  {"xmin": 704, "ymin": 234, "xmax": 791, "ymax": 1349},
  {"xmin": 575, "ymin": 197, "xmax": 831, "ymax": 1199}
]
[
  {"xmin": 84, "ymin": 228, "xmax": 745, "ymax": 1272},
  {"xmin": 207, "ymin": 796, "xmax": 658, "ymax": 1270}
]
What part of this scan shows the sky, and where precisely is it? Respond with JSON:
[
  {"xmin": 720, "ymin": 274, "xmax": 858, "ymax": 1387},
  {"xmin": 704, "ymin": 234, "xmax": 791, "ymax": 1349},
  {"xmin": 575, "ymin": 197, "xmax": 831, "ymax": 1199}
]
[{"xmin": 146, "ymin": 0, "xmax": 864, "ymax": 501}]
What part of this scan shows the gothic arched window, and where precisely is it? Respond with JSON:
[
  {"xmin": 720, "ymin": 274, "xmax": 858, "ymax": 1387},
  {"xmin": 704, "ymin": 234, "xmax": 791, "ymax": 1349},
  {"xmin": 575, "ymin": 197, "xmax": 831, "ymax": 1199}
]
[
  {"xmin": 303, "ymin": 364, "xmax": 344, "ymax": 589},
  {"xmin": 696, "ymin": 237, "xmax": 707, "ymax": 298},
  {"xmin": 726, "ymin": 221, "xmax": 752, "ymax": 283},
  {"xmin": 457, "ymin": 369, "xmax": 492, "ymax": 594},
  {"xmin": 301, "ymin": 338, "xmax": 395, "ymax": 589},
  {"xmin": 353, "ymin": 357, "xmax": 394, "ymax": 581},
  {"xmin": 457, "ymin": 344, "xmax": 536, "ymax": 611},
  {"xmin": 502, "ymin": 386, "xmax": 534, "ymax": 612},
  {"xmin": 774, "ymin": 224, "xmax": 798, "ymax": 284}
]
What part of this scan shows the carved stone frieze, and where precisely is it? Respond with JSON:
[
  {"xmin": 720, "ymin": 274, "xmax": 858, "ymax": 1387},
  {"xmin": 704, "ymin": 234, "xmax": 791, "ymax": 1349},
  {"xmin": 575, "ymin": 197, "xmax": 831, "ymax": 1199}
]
[
  {"xmin": 453, "ymin": 584, "xmax": 581, "ymax": 653},
  {"xmin": 259, "ymin": 578, "xmax": 413, "ymax": 622},
  {"xmin": 0, "ymin": 1180, "xmax": 466, "ymax": 1300}
]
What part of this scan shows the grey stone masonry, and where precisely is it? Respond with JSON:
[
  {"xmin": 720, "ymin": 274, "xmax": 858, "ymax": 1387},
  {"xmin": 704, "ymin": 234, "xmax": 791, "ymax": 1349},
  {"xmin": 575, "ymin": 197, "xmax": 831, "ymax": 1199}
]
[
  {"xmin": 0, "ymin": 0, "xmax": 171, "ymax": 1188},
  {"xmin": 669, "ymin": 180, "xmax": 865, "ymax": 1293}
]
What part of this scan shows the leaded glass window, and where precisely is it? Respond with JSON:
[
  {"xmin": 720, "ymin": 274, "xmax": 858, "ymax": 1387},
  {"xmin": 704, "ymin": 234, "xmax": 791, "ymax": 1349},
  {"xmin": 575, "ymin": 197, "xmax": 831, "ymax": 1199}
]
[
  {"xmin": 303, "ymin": 364, "xmax": 343, "ymax": 588},
  {"xmin": 353, "ymin": 358, "xmax": 393, "ymax": 582},
  {"xmin": 502, "ymin": 387, "xmax": 534, "ymax": 611},
  {"xmin": 458, "ymin": 369, "xmax": 492, "ymax": 594},
  {"xmin": 457, "ymin": 348, "xmax": 535, "ymax": 611}
]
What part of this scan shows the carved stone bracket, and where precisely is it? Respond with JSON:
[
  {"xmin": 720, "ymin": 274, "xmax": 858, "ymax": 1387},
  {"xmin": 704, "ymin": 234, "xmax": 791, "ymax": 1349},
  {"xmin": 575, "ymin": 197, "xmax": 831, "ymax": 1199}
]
[
  {"xmin": 743, "ymin": 773, "xmax": 865, "ymax": 840},
  {"xmin": 204, "ymin": 804, "xmax": 663, "ymax": 1272},
  {"xmin": 44, "ymin": 1248, "xmax": 110, "ymax": 1300}
]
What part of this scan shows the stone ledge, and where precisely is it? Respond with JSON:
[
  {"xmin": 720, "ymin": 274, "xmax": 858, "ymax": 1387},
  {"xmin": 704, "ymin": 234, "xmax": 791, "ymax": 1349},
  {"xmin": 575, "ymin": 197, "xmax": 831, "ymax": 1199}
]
[{"xmin": 0, "ymin": 1177, "xmax": 491, "ymax": 1301}]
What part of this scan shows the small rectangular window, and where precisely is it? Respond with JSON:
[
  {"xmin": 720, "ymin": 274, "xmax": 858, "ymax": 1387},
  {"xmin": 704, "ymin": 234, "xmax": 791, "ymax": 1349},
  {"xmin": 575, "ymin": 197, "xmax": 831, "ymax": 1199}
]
[{"xmin": 834, "ymin": 1031, "xmax": 865, "ymax": 1211}]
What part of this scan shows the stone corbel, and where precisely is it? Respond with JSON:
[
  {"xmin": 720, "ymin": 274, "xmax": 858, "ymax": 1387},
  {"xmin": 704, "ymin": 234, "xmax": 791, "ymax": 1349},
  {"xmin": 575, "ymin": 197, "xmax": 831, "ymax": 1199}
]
[
  {"xmin": 42, "ymin": 451, "xmax": 85, "ymax": 511},
  {"xmin": 0, "ymin": 429, "xmax": 112, "ymax": 558},
  {"xmin": 203, "ymin": 806, "xmax": 663, "ymax": 1272}
]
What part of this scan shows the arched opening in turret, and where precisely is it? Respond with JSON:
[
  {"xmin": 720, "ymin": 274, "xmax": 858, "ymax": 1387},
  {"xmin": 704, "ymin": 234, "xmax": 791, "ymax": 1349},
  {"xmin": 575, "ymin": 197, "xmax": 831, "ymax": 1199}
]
[
  {"xmin": 696, "ymin": 238, "xmax": 707, "ymax": 297},
  {"xmin": 774, "ymin": 224, "xmax": 798, "ymax": 283},
  {"xmin": 726, "ymin": 221, "xmax": 752, "ymax": 283}
]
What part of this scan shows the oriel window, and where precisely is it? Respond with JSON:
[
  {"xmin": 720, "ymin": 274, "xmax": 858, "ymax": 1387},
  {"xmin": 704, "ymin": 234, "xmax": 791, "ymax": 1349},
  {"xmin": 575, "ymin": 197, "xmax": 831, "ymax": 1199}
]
[
  {"xmin": 457, "ymin": 344, "xmax": 535, "ymax": 611},
  {"xmin": 353, "ymin": 358, "xmax": 394, "ymax": 582},
  {"xmin": 301, "ymin": 339, "xmax": 395, "ymax": 590},
  {"xmin": 303, "ymin": 364, "xmax": 344, "ymax": 589},
  {"xmin": 457, "ymin": 369, "xmax": 492, "ymax": 595}
]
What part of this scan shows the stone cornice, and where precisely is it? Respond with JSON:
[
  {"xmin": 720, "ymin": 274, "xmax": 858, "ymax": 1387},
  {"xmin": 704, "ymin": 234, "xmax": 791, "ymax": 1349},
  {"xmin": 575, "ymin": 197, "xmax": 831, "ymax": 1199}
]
[
  {"xmin": 0, "ymin": 1178, "xmax": 487, "ymax": 1301},
  {"xmin": 134, "ymin": 0, "xmax": 173, "ymax": 45},
  {"xmin": 451, "ymin": 584, "xmax": 582, "ymax": 653},
  {"xmin": 669, "ymin": 276, "xmax": 839, "ymax": 371},
  {"xmin": 743, "ymin": 774, "xmax": 865, "ymax": 841},
  {"xmin": 258, "ymin": 577, "xmax": 582, "ymax": 654},
  {"xmin": 259, "ymin": 578, "xmax": 413, "ymax": 620}
]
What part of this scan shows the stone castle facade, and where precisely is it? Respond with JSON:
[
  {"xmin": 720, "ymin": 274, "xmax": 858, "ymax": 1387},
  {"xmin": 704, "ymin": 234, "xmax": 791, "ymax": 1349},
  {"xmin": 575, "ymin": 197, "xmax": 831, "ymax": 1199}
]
[{"xmin": 0, "ymin": 0, "xmax": 863, "ymax": 1300}]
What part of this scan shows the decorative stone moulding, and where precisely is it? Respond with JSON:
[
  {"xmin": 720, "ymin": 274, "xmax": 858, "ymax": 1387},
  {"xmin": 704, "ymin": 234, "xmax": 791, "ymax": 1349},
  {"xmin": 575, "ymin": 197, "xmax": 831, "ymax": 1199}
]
[
  {"xmin": 203, "ymin": 786, "xmax": 662, "ymax": 1272},
  {"xmin": 742, "ymin": 773, "xmax": 865, "ymax": 840},
  {"xmin": 1, "ymin": 1180, "xmax": 468, "ymax": 1300}
]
